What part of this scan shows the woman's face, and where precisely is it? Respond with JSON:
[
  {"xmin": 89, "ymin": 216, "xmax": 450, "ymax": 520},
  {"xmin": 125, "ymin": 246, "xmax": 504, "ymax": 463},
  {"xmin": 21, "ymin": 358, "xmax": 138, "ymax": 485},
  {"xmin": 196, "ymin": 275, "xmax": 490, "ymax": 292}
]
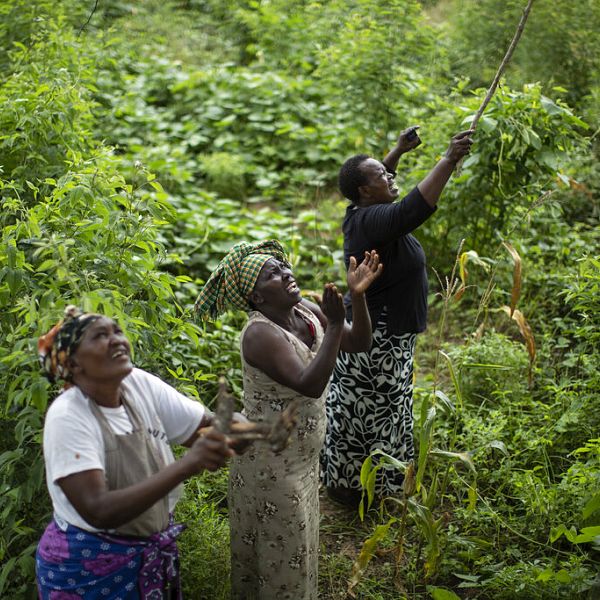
[
  {"xmin": 359, "ymin": 158, "xmax": 399, "ymax": 205},
  {"xmin": 70, "ymin": 316, "xmax": 133, "ymax": 384},
  {"xmin": 251, "ymin": 258, "xmax": 301, "ymax": 308}
]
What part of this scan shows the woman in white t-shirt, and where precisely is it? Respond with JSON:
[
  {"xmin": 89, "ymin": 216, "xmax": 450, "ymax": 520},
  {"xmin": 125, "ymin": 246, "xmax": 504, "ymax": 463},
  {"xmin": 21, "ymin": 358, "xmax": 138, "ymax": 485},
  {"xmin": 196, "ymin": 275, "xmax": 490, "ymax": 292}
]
[{"xmin": 36, "ymin": 305, "xmax": 235, "ymax": 599}]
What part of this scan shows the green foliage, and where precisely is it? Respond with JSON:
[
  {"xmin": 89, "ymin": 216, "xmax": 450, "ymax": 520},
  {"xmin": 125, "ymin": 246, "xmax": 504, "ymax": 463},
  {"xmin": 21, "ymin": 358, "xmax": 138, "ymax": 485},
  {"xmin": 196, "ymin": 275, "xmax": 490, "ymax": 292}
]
[
  {"xmin": 199, "ymin": 152, "xmax": 248, "ymax": 200},
  {"xmin": 449, "ymin": 331, "xmax": 529, "ymax": 404},
  {"xmin": 0, "ymin": 409, "xmax": 47, "ymax": 596},
  {"xmin": 313, "ymin": 0, "xmax": 439, "ymax": 144},
  {"xmin": 0, "ymin": 10, "xmax": 213, "ymax": 593},
  {"xmin": 1, "ymin": 0, "xmax": 598, "ymax": 598},
  {"xmin": 174, "ymin": 471, "xmax": 231, "ymax": 600},
  {"xmin": 0, "ymin": 0, "xmax": 86, "ymax": 74},
  {"xmin": 415, "ymin": 83, "xmax": 588, "ymax": 267},
  {"xmin": 443, "ymin": 0, "xmax": 600, "ymax": 111}
]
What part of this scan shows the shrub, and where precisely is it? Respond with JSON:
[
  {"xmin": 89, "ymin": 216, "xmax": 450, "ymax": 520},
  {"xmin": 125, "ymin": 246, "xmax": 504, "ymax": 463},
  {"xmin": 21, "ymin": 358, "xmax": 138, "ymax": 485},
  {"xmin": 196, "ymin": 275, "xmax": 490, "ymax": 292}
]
[{"xmin": 450, "ymin": 331, "xmax": 529, "ymax": 405}]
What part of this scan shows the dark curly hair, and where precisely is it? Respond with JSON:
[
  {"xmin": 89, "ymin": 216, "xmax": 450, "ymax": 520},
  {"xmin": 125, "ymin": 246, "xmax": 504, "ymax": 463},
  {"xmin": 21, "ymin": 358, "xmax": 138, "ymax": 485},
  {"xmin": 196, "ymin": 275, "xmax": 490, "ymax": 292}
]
[{"xmin": 338, "ymin": 153, "xmax": 371, "ymax": 203}]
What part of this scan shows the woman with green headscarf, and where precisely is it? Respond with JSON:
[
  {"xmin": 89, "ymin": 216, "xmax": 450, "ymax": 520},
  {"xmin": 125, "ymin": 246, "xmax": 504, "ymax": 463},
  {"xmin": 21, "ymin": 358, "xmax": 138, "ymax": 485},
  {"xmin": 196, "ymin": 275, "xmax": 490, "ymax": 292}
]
[{"xmin": 195, "ymin": 239, "xmax": 382, "ymax": 600}]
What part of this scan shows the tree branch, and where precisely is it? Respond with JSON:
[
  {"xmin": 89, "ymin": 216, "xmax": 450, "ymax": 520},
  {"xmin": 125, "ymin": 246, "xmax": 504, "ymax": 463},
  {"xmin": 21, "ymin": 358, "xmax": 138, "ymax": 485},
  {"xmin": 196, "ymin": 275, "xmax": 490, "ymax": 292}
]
[
  {"xmin": 470, "ymin": 0, "xmax": 536, "ymax": 132},
  {"xmin": 455, "ymin": 0, "xmax": 536, "ymax": 173},
  {"xmin": 78, "ymin": 0, "xmax": 99, "ymax": 38}
]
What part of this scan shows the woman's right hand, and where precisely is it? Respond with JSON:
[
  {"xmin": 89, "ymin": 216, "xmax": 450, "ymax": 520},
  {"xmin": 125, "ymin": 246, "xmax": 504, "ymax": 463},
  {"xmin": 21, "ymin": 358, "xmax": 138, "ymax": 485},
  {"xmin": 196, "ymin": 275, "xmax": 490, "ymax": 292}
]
[
  {"xmin": 320, "ymin": 283, "xmax": 345, "ymax": 326},
  {"xmin": 185, "ymin": 427, "xmax": 233, "ymax": 474},
  {"xmin": 444, "ymin": 130, "xmax": 474, "ymax": 164}
]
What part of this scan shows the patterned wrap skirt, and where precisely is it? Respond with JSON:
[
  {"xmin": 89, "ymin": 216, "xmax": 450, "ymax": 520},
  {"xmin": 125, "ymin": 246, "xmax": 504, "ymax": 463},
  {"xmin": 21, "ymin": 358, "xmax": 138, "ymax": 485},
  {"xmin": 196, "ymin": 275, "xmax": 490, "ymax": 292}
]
[
  {"xmin": 36, "ymin": 518, "xmax": 183, "ymax": 599},
  {"xmin": 321, "ymin": 318, "xmax": 417, "ymax": 496}
]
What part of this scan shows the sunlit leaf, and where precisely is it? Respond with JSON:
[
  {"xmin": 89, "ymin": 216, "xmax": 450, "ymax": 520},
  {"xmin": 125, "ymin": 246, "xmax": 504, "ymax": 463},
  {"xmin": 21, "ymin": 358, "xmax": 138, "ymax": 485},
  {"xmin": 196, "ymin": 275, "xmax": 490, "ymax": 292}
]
[
  {"xmin": 582, "ymin": 491, "xmax": 600, "ymax": 520},
  {"xmin": 347, "ymin": 519, "xmax": 395, "ymax": 594},
  {"xmin": 500, "ymin": 306, "xmax": 536, "ymax": 384},
  {"xmin": 429, "ymin": 449, "xmax": 476, "ymax": 474},
  {"xmin": 468, "ymin": 483, "xmax": 477, "ymax": 510},
  {"xmin": 434, "ymin": 389, "xmax": 455, "ymax": 415},
  {"xmin": 440, "ymin": 350, "xmax": 463, "ymax": 408},
  {"xmin": 429, "ymin": 587, "xmax": 462, "ymax": 600},
  {"xmin": 554, "ymin": 569, "xmax": 572, "ymax": 583},
  {"xmin": 359, "ymin": 455, "xmax": 372, "ymax": 490},
  {"xmin": 502, "ymin": 241, "xmax": 521, "ymax": 316}
]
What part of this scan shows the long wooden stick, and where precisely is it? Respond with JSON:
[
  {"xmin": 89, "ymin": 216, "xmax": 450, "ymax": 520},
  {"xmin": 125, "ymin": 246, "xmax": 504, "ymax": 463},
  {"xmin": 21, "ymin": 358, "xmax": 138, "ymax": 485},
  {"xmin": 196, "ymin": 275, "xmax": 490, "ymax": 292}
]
[
  {"xmin": 456, "ymin": 0, "xmax": 535, "ymax": 171},
  {"xmin": 470, "ymin": 0, "xmax": 536, "ymax": 131}
]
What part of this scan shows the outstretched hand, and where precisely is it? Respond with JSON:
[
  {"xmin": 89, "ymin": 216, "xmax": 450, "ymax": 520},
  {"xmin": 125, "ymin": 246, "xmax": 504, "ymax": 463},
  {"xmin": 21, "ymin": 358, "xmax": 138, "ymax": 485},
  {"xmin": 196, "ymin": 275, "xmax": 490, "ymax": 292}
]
[
  {"xmin": 320, "ymin": 283, "xmax": 345, "ymax": 326},
  {"xmin": 445, "ymin": 129, "xmax": 474, "ymax": 164},
  {"xmin": 396, "ymin": 125, "xmax": 422, "ymax": 153},
  {"xmin": 347, "ymin": 250, "xmax": 383, "ymax": 296}
]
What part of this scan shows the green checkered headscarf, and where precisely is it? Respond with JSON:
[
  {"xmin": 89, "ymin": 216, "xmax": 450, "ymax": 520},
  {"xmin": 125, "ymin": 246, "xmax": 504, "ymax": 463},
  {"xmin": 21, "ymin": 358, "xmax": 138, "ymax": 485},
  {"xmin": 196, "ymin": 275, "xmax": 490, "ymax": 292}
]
[{"xmin": 194, "ymin": 240, "xmax": 289, "ymax": 318}]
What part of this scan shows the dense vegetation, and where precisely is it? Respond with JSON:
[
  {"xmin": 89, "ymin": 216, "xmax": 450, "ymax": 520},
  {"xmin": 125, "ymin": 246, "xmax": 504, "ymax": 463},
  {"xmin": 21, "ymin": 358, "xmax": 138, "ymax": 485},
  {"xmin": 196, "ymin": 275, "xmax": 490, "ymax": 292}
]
[{"xmin": 1, "ymin": 0, "xmax": 598, "ymax": 598}]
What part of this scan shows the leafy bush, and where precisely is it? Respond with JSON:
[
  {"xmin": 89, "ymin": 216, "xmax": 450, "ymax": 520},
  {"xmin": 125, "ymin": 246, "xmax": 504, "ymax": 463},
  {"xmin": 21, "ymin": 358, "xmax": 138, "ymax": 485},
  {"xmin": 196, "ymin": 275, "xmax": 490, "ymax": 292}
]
[
  {"xmin": 0, "ymin": 12, "xmax": 211, "ymax": 593},
  {"xmin": 2, "ymin": 1, "xmax": 598, "ymax": 598},
  {"xmin": 413, "ymin": 83, "xmax": 589, "ymax": 269},
  {"xmin": 174, "ymin": 471, "xmax": 231, "ymax": 600},
  {"xmin": 199, "ymin": 152, "xmax": 248, "ymax": 200},
  {"xmin": 450, "ymin": 331, "xmax": 529, "ymax": 404},
  {"xmin": 443, "ymin": 0, "xmax": 600, "ymax": 111}
]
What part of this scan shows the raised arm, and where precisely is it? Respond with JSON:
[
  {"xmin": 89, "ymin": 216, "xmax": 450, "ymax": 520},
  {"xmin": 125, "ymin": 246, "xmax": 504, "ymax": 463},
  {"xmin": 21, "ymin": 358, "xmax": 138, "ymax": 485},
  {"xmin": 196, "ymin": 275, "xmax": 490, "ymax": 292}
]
[
  {"xmin": 340, "ymin": 250, "xmax": 382, "ymax": 351},
  {"xmin": 417, "ymin": 129, "xmax": 474, "ymax": 208},
  {"xmin": 382, "ymin": 125, "xmax": 422, "ymax": 172},
  {"xmin": 302, "ymin": 250, "xmax": 382, "ymax": 353},
  {"xmin": 243, "ymin": 284, "xmax": 346, "ymax": 399}
]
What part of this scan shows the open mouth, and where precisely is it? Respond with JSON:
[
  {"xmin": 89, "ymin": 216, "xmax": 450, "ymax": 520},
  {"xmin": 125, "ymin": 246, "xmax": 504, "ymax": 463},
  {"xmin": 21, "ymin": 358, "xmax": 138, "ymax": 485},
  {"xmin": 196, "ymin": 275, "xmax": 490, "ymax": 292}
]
[
  {"xmin": 286, "ymin": 281, "xmax": 300, "ymax": 294},
  {"xmin": 111, "ymin": 349, "xmax": 129, "ymax": 359}
]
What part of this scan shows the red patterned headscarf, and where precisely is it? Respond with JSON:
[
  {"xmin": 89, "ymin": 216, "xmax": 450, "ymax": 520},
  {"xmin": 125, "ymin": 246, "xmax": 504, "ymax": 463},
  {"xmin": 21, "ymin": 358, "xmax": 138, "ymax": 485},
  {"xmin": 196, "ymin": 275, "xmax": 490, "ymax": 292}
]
[{"xmin": 38, "ymin": 305, "xmax": 101, "ymax": 384}]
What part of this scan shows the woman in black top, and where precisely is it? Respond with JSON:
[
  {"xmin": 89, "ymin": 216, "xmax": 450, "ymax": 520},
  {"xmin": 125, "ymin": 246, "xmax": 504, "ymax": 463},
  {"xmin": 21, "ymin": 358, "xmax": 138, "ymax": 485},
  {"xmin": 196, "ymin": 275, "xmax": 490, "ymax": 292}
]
[{"xmin": 321, "ymin": 127, "xmax": 474, "ymax": 506}]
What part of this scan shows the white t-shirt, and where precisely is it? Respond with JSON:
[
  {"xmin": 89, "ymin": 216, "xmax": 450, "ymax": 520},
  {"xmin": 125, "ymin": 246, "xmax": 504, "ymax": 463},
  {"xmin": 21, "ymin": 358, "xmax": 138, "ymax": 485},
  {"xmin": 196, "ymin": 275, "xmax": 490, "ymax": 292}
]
[{"xmin": 43, "ymin": 368, "xmax": 205, "ymax": 532}]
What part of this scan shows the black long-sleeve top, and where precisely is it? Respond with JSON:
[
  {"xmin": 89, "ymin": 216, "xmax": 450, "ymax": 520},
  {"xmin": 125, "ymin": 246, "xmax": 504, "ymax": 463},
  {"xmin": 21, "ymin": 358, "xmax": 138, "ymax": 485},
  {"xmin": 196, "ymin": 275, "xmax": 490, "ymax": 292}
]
[{"xmin": 343, "ymin": 186, "xmax": 436, "ymax": 334}]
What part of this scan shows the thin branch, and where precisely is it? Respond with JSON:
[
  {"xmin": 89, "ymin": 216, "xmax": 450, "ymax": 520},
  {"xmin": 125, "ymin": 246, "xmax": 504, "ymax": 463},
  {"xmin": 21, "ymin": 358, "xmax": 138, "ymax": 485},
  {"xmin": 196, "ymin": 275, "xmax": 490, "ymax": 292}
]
[
  {"xmin": 456, "ymin": 0, "xmax": 536, "ymax": 173},
  {"xmin": 78, "ymin": 0, "xmax": 99, "ymax": 38},
  {"xmin": 470, "ymin": 0, "xmax": 536, "ymax": 132}
]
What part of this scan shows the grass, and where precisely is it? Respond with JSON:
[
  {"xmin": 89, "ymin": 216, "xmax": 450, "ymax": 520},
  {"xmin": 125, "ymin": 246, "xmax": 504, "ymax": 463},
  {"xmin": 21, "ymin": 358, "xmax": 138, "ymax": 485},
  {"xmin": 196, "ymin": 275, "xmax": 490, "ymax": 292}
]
[{"xmin": 175, "ymin": 471, "xmax": 231, "ymax": 600}]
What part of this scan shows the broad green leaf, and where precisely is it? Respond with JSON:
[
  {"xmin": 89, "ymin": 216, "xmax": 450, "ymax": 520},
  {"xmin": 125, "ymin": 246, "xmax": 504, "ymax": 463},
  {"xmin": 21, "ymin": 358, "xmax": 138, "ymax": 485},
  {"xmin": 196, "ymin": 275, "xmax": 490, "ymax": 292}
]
[
  {"xmin": 348, "ymin": 519, "xmax": 395, "ymax": 594},
  {"xmin": 541, "ymin": 96, "xmax": 565, "ymax": 116},
  {"xmin": 360, "ymin": 455, "xmax": 373, "ymax": 490},
  {"xmin": 536, "ymin": 567, "xmax": 554, "ymax": 582},
  {"xmin": 582, "ymin": 491, "xmax": 600, "ymax": 520},
  {"xmin": 554, "ymin": 569, "xmax": 571, "ymax": 583},
  {"xmin": 434, "ymin": 389, "xmax": 455, "ymax": 415},
  {"xmin": 430, "ymin": 449, "xmax": 476, "ymax": 474},
  {"xmin": 429, "ymin": 587, "xmax": 462, "ymax": 600},
  {"xmin": 440, "ymin": 350, "xmax": 463, "ymax": 408},
  {"xmin": 478, "ymin": 116, "xmax": 498, "ymax": 133}
]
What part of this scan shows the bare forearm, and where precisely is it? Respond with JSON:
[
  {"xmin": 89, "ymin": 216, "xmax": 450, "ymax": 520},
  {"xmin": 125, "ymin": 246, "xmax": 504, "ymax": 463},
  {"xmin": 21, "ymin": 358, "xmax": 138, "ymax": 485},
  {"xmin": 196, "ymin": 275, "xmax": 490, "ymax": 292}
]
[
  {"xmin": 294, "ymin": 324, "xmax": 344, "ymax": 398},
  {"xmin": 382, "ymin": 146, "xmax": 404, "ymax": 172},
  {"xmin": 77, "ymin": 460, "xmax": 192, "ymax": 529},
  {"xmin": 417, "ymin": 157, "xmax": 456, "ymax": 208},
  {"xmin": 342, "ymin": 293, "xmax": 372, "ymax": 352}
]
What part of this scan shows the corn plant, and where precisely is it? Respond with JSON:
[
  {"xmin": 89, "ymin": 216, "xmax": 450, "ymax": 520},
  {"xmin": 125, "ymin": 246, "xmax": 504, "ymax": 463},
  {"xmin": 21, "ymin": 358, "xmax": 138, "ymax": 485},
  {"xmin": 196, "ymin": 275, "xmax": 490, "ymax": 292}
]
[{"xmin": 349, "ymin": 242, "xmax": 509, "ymax": 593}]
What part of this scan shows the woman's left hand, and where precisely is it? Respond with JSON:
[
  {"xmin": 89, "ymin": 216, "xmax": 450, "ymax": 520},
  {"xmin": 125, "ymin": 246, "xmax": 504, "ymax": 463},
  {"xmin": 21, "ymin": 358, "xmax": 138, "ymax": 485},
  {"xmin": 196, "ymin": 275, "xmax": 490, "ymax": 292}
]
[{"xmin": 347, "ymin": 250, "xmax": 383, "ymax": 296}]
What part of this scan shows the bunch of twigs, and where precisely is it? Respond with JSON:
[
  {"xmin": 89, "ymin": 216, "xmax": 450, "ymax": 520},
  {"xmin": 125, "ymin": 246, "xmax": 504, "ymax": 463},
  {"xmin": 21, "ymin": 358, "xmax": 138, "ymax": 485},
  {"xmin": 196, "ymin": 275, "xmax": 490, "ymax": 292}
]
[{"xmin": 211, "ymin": 377, "xmax": 299, "ymax": 453}]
